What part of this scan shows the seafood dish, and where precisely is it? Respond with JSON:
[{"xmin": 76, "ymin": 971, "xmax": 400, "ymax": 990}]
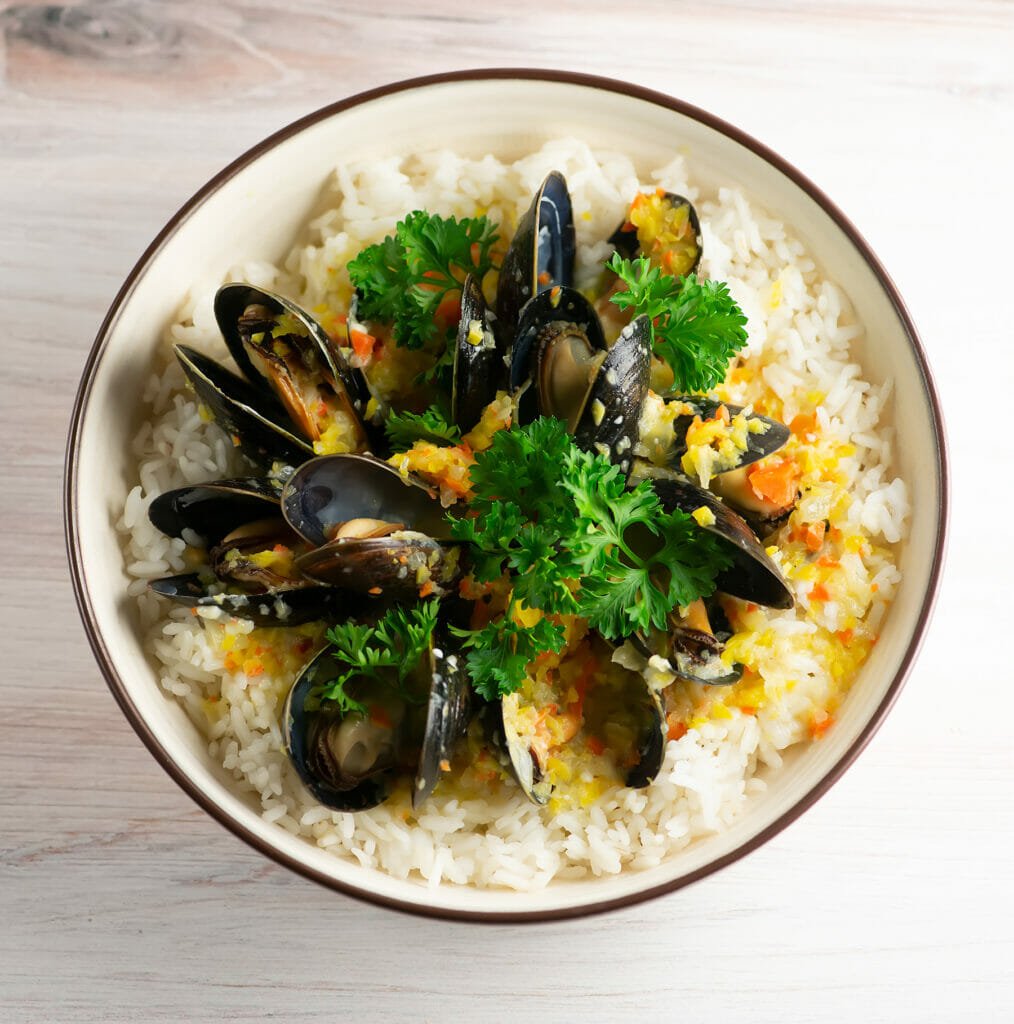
[{"xmin": 119, "ymin": 139, "xmax": 909, "ymax": 889}]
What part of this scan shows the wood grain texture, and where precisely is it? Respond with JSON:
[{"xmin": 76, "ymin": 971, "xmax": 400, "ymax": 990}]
[{"xmin": 2, "ymin": 0, "xmax": 1012, "ymax": 1020}]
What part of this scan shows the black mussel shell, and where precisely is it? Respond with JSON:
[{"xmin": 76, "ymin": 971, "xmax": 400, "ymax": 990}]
[
  {"xmin": 281, "ymin": 453, "xmax": 452, "ymax": 548},
  {"xmin": 510, "ymin": 285, "xmax": 607, "ymax": 428},
  {"xmin": 148, "ymin": 477, "xmax": 283, "ymax": 547},
  {"xmin": 282, "ymin": 649, "xmax": 397, "ymax": 811},
  {"xmin": 175, "ymin": 344, "xmax": 311, "ymax": 470},
  {"xmin": 494, "ymin": 657, "xmax": 668, "ymax": 805},
  {"xmin": 147, "ymin": 573, "xmax": 352, "ymax": 627},
  {"xmin": 666, "ymin": 395, "xmax": 791, "ymax": 474},
  {"xmin": 451, "ymin": 274, "xmax": 503, "ymax": 432},
  {"xmin": 413, "ymin": 632, "xmax": 471, "ymax": 809},
  {"xmin": 572, "ymin": 314, "xmax": 652, "ymax": 471},
  {"xmin": 294, "ymin": 535, "xmax": 462, "ymax": 599},
  {"xmin": 496, "ymin": 171, "xmax": 575, "ymax": 347},
  {"xmin": 648, "ymin": 474, "xmax": 795, "ymax": 610},
  {"xmin": 608, "ymin": 191, "xmax": 702, "ymax": 280}
]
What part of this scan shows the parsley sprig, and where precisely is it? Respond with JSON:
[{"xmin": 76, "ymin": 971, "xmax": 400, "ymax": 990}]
[
  {"xmin": 448, "ymin": 419, "xmax": 732, "ymax": 698},
  {"xmin": 320, "ymin": 601, "xmax": 440, "ymax": 715},
  {"xmin": 348, "ymin": 210, "xmax": 499, "ymax": 354},
  {"xmin": 607, "ymin": 254, "xmax": 748, "ymax": 392},
  {"xmin": 384, "ymin": 406, "xmax": 462, "ymax": 452}
]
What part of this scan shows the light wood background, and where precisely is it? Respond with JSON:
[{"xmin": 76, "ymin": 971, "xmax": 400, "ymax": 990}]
[{"xmin": 3, "ymin": 1, "xmax": 1012, "ymax": 1021}]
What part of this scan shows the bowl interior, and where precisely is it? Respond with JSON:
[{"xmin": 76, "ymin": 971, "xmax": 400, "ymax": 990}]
[{"xmin": 69, "ymin": 73, "xmax": 943, "ymax": 919}]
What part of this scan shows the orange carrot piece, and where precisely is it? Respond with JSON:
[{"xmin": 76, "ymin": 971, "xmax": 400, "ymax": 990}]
[
  {"xmin": 810, "ymin": 583, "xmax": 831, "ymax": 602},
  {"xmin": 747, "ymin": 459, "xmax": 800, "ymax": 507},
  {"xmin": 586, "ymin": 736, "xmax": 605, "ymax": 757},
  {"xmin": 350, "ymin": 328, "xmax": 376, "ymax": 363},
  {"xmin": 803, "ymin": 521, "xmax": 826, "ymax": 552}
]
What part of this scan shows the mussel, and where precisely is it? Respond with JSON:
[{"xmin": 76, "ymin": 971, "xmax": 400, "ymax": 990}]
[
  {"xmin": 510, "ymin": 285, "xmax": 652, "ymax": 468},
  {"xmin": 647, "ymin": 473, "xmax": 795, "ymax": 610},
  {"xmin": 496, "ymin": 171, "xmax": 576, "ymax": 346},
  {"xmin": 490, "ymin": 640, "xmax": 667, "ymax": 805},
  {"xmin": 608, "ymin": 190, "xmax": 702, "ymax": 279},
  {"xmin": 451, "ymin": 273, "xmax": 504, "ymax": 431},
  {"xmin": 146, "ymin": 477, "xmax": 349, "ymax": 625},
  {"xmin": 282, "ymin": 629, "xmax": 470, "ymax": 812},
  {"xmin": 175, "ymin": 345, "xmax": 312, "ymax": 471},
  {"xmin": 215, "ymin": 283, "xmax": 371, "ymax": 454},
  {"xmin": 634, "ymin": 598, "xmax": 744, "ymax": 688},
  {"xmin": 281, "ymin": 454, "xmax": 461, "ymax": 601}
]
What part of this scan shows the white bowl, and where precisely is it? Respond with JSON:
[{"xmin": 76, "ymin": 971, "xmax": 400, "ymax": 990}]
[{"xmin": 66, "ymin": 70, "xmax": 947, "ymax": 920}]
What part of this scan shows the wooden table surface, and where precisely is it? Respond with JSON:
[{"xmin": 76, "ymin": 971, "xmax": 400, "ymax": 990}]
[{"xmin": 3, "ymin": 1, "xmax": 1012, "ymax": 1020}]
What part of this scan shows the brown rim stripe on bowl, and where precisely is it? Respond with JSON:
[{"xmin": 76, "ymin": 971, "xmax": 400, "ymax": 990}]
[{"xmin": 64, "ymin": 68, "xmax": 949, "ymax": 922}]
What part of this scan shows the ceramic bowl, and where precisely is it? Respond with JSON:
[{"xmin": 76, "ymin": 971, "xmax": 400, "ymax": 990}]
[{"xmin": 66, "ymin": 69, "xmax": 947, "ymax": 920}]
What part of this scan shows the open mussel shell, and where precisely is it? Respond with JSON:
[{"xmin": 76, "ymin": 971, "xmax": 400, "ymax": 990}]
[
  {"xmin": 413, "ymin": 633, "xmax": 471, "ymax": 809},
  {"xmin": 451, "ymin": 274, "xmax": 503, "ymax": 431},
  {"xmin": 294, "ymin": 533, "xmax": 462, "ymax": 599},
  {"xmin": 147, "ymin": 573, "xmax": 353, "ymax": 627},
  {"xmin": 216, "ymin": 283, "xmax": 370, "ymax": 418},
  {"xmin": 496, "ymin": 170, "xmax": 575, "ymax": 345},
  {"xmin": 281, "ymin": 453, "xmax": 453, "ymax": 548},
  {"xmin": 209, "ymin": 515, "xmax": 311, "ymax": 591},
  {"xmin": 175, "ymin": 344, "xmax": 311, "ymax": 470},
  {"xmin": 572, "ymin": 314, "xmax": 652, "ymax": 470},
  {"xmin": 607, "ymin": 191, "xmax": 702, "ymax": 280},
  {"xmin": 282, "ymin": 648, "xmax": 398, "ymax": 811},
  {"xmin": 667, "ymin": 394, "xmax": 791, "ymax": 474},
  {"xmin": 648, "ymin": 475, "xmax": 795, "ymax": 610},
  {"xmin": 148, "ymin": 477, "xmax": 283, "ymax": 547},
  {"xmin": 510, "ymin": 285, "xmax": 607, "ymax": 428},
  {"xmin": 492, "ymin": 660, "xmax": 668, "ymax": 805},
  {"xmin": 283, "ymin": 632, "xmax": 471, "ymax": 813}
]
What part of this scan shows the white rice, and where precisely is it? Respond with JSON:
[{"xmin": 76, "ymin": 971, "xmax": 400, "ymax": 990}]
[{"xmin": 117, "ymin": 139, "xmax": 909, "ymax": 890}]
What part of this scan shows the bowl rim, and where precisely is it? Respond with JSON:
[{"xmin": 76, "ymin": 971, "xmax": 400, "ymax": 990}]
[{"xmin": 64, "ymin": 67, "xmax": 949, "ymax": 922}]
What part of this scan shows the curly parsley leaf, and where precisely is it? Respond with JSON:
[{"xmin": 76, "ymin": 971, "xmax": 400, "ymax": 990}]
[
  {"xmin": 451, "ymin": 616, "xmax": 566, "ymax": 700},
  {"xmin": 448, "ymin": 419, "xmax": 733, "ymax": 695},
  {"xmin": 607, "ymin": 254, "xmax": 748, "ymax": 393},
  {"xmin": 384, "ymin": 406, "xmax": 461, "ymax": 452},
  {"xmin": 320, "ymin": 600, "xmax": 440, "ymax": 711},
  {"xmin": 348, "ymin": 211, "xmax": 499, "ymax": 353}
]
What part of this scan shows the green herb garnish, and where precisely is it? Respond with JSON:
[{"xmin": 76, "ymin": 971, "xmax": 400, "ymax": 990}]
[
  {"xmin": 384, "ymin": 406, "xmax": 462, "ymax": 452},
  {"xmin": 448, "ymin": 419, "xmax": 732, "ymax": 699},
  {"xmin": 320, "ymin": 600, "xmax": 440, "ymax": 713},
  {"xmin": 348, "ymin": 210, "xmax": 499, "ymax": 353},
  {"xmin": 607, "ymin": 254, "xmax": 748, "ymax": 392}
]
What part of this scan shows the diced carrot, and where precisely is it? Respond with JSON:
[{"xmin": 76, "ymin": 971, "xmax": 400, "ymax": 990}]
[
  {"xmin": 350, "ymin": 328, "xmax": 376, "ymax": 363},
  {"xmin": 713, "ymin": 403, "xmax": 731, "ymax": 425},
  {"xmin": 871, "ymin": 583, "xmax": 880, "ymax": 593},
  {"xmin": 661, "ymin": 249, "xmax": 675, "ymax": 273},
  {"xmin": 810, "ymin": 583, "xmax": 831, "ymax": 602},
  {"xmin": 810, "ymin": 708, "xmax": 834, "ymax": 739},
  {"xmin": 789, "ymin": 412, "xmax": 819, "ymax": 440},
  {"xmin": 746, "ymin": 602, "xmax": 758, "ymax": 613},
  {"xmin": 537, "ymin": 270, "xmax": 551, "ymax": 285},
  {"xmin": 666, "ymin": 714, "xmax": 687, "ymax": 742},
  {"xmin": 434, "ymin": 293, "xmax": 461, "ymax": 329},
  {"xmin": 803, "ymin": 521, "xmax": 826, "ymax": 552},
  {"xmin": 738, "ymin": 706, "xmax": 757, "ymax": 717},
  {"xmin": 816, "ymin": 555, "xmax": 840, "ymax": 569},
  {"xmin": 836, "ymin": 628, "xmax": 854, "ymax": 645},
  {"xmin": 370, "ymin": 705, "xmax": 392, "ymax": 729},
  {"xmin": 586, "ymin": 735, "xmax": 605, "ymax": 757},
  {"xmin": 419, "ymin": 580, "xmax": 435, "ymax": 598},
  {"xmin": 368, "ymin": 586, "xmax": 383, "ymax": 595},
  {"xmin": 439, "ymin": 758, "xmax": 451, "ymax": 772},
  {"xmin": 747, "ymin": 458, "xmax": 800, "ymax": 507}
]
